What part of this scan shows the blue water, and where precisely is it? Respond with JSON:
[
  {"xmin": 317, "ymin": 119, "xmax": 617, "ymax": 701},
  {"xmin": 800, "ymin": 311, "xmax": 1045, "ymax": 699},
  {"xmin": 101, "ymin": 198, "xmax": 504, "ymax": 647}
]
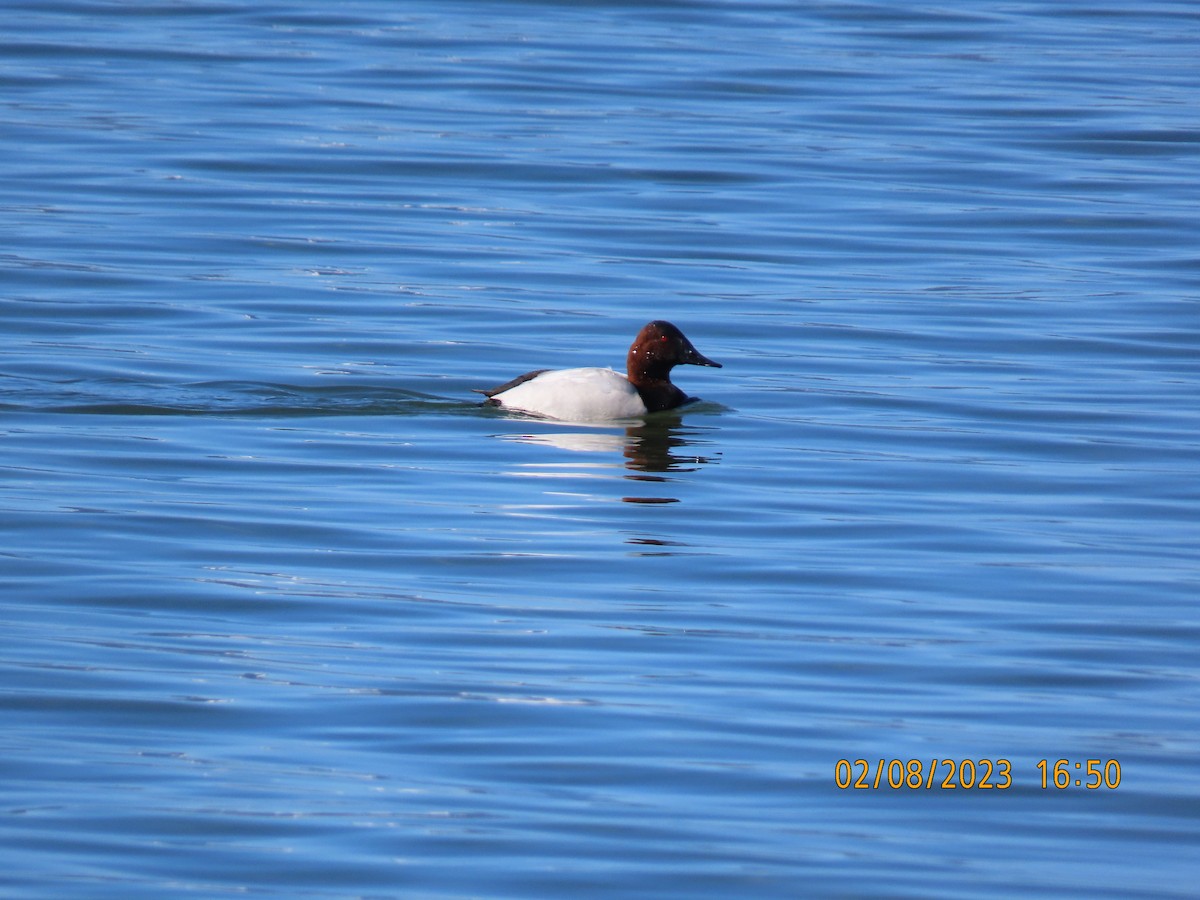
[{"xmin": 3, "ymin": 1, "xmax": 1199, "ymax": 896}]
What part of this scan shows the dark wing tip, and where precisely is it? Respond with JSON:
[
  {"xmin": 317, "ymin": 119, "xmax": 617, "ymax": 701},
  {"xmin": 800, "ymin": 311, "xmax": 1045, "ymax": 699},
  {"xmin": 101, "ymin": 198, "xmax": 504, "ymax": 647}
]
[{"xmin": 474, "ymin": 368, "xmax": 550, "ymax": 399}]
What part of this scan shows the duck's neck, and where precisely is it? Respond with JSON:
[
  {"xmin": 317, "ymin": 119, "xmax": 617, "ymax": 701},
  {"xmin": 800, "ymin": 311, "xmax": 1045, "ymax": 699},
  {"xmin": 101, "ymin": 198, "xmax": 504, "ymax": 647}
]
[
  {"xmin": 627, "ymin": 348, "xmax": 688, "ymax": 412},
  {"xmin": 631, "ymin": 377, "xmax": 687, "ymax": 413}
]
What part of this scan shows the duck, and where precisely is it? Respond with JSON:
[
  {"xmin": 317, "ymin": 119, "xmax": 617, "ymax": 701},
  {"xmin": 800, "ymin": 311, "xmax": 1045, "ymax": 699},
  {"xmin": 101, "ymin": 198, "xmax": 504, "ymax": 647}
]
[{"xmin": 476, "ymin": 320, "xmax": 721, "ymax": 421}]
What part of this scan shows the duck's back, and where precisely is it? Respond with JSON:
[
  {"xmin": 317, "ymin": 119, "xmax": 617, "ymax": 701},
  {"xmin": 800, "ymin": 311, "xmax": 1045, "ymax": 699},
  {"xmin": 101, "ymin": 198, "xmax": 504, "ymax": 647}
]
[{"xmin": 486, "ymin": 367, "xmax": 648, "ymax": 421}]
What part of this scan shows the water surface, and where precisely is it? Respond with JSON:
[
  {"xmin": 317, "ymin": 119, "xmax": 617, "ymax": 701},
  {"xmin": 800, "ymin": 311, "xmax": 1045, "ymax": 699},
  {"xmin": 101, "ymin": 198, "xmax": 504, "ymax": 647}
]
[{"xmin": 2, "ymin": 1, "xmax": 1199, "ymax": 897}]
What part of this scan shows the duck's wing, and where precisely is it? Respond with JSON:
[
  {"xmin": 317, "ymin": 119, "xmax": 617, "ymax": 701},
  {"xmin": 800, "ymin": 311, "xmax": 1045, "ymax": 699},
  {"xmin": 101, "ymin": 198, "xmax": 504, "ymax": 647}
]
[{"xmin": 473, "ymin": 369, "xmax": 550, "ymax": 398}]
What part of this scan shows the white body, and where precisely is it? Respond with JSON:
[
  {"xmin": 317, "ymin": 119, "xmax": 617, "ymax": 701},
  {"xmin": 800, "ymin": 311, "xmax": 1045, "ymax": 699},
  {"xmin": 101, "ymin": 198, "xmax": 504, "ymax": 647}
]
[{"xmin": 490, "ymin": 367, "xmax": 649, "ymax": 421}]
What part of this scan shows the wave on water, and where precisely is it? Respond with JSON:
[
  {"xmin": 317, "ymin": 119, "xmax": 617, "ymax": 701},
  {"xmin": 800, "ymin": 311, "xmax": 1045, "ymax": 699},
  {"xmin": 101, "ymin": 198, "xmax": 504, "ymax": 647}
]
[{"xmin": 0, "ymin": 379, "xmax": 468, "ymax": 417}]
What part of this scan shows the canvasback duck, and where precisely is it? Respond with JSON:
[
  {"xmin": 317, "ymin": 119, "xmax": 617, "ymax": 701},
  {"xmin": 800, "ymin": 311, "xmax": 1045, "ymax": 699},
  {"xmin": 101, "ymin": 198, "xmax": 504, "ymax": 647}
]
[{"xmin": 476, "ymin": 320, "xmax": 721, "ymax": 421}]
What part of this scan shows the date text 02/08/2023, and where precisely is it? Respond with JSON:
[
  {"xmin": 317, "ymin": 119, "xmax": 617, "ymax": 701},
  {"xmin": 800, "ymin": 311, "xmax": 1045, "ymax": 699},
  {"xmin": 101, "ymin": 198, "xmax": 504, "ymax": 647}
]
[{"xmin": 833, "ymin": 759, "xmax": 1123, "ymax": 790}]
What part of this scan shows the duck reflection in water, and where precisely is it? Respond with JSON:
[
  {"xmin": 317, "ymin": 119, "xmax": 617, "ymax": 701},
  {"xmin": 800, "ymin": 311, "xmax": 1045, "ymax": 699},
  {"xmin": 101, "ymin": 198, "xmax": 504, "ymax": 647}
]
[
  {"xmin": 495, "ymin": 411, "xmax": 719, "ymax": 503},
  {"xmin": 621, "ymin": 412, "xmax": 716, "ymax": 474}
]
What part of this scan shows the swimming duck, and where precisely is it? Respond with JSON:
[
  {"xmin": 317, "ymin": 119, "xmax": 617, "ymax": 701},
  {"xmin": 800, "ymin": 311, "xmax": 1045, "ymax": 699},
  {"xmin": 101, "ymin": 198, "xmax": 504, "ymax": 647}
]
[{"xmin": 476, "ymin": 320, "xmax": 721, "ymax": 421}]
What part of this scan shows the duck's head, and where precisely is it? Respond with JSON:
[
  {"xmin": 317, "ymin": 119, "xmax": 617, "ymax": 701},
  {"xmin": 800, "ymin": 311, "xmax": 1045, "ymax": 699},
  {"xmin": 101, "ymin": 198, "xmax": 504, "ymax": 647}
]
[{"xmin": 627, "ymin": 321, "xmax": 721, "ymax": 382}]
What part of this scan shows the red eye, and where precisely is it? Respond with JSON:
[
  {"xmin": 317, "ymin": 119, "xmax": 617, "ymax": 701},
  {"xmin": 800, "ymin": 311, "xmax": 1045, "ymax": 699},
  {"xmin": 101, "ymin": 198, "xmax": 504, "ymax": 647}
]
[{"xmin": 660, "ymin": 335, "xmax": 669, "ymax": 343}]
